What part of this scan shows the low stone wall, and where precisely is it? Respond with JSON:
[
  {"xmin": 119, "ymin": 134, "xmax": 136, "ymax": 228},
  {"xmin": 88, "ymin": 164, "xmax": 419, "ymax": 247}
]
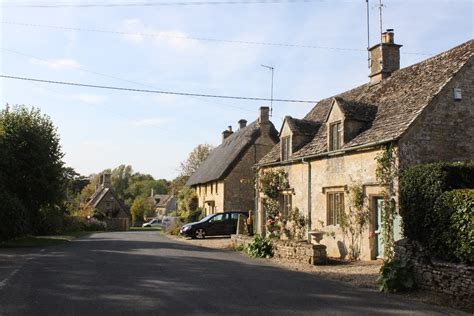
[
  {"xmin": 394, "ymin": 239, "xmax": 474, "ymax": 309},
  {"xmin": 105, "ymin": 218, "xmax": 130, "ymax": 231},
  {"xmin": 231, "ymin": 234, "xmax": 327, "ymax": 265}
]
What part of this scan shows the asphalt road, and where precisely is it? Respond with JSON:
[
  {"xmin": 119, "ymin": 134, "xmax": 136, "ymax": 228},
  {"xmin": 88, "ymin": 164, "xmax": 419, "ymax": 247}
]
[{"xmin": 0, "ymin": 232, "xmax": 466, "ymax": 315}]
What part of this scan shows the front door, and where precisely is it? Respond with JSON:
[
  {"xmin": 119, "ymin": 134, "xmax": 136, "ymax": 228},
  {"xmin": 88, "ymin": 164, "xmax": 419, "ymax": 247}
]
[{"xmin": 374, "ymin": 198, "xmax": 384, "ymax": 259}]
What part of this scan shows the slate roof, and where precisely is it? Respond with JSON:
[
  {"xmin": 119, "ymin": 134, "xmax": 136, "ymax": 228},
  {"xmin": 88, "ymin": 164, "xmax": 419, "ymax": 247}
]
[
  {"xmin": 86, "ymin": 185, "xmax": 130, "ymax": 215},
  {"xmin": 258, "ymin": 40, "xmax": 473, "ymax": 165},
  {"xmin": 284, "ymin": 116, "xmax": 321, "ymax": 136},
  {"xmin": 186, "ymin": 121, "xmax": 278, "ymax": 186},
  {"xmin": 153, "ymin": 194, "xmax": 176, "ymax": 208}
]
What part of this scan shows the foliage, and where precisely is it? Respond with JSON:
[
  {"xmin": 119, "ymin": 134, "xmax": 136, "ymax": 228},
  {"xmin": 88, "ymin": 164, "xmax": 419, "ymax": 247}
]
[
  {"xmin": 186, "ymin": 207, "xmax": 203, "ymax": 223},
  {"xmin": 430, "ymin": 190, "xmax": 474, "ymax": 264},
  {"xmin": 375, "ymin": 145, "xmax": 398, "ymax": 260},
  {"xmin": 0, "ymin": 105, "xmax": 65, "ymax": 240},
  {"xmin": 339, "ymin": 184, "xmax": 370, "ymax": 261},
  {"xmin": 165, "ymin": 220, "xmax": 182, "ymax": 235},
  {"xmin": 258, "ymin": 169, "xmax": 289, "ymax": 199},
  {"xmin": 91, "ymin": 208, "xmax": 106, "ymax": 221},
  {"xmin": 377, "ymin": 258, "xmax": 415, "ymax": 293},
  {"xmin": 179, "ymin": 144, "xmax": 214, "ymax": 177},
  {"xmin": 177, "ymin": 187, "xmax": 200, "ymax": 223},
  {"xmin": 286, "ymin": 208, "xmax": 308, "ymax": 241},
  {"xmin": 83, "ymin": 218, "xmax": 107, "ymax": 231},
  {"xmin": 169, "ymin": 175, "xmax": 189, "ymax": 196},
  {"xmin": 130, "ymin": 196, "xmax": 155, "ymax": 226},
  {"xmin": 399, "ymin": 162, "xmax": 474, "ymax": 252},
  {"xmin": 247, "ymin": 235, "xmax": 274, "ymax": 258}
]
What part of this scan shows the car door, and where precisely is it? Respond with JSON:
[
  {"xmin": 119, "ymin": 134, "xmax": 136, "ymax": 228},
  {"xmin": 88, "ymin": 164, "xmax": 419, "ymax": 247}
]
[
  {"xmin": 227, "ymin": 212, "xmax": 242, "ymax": 234},
  {"xmin": 206, "ymin": 213, "xmax": 227, "ymax": 236}
]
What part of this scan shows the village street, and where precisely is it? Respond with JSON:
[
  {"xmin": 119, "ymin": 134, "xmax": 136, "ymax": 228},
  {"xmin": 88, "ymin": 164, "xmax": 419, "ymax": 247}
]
[{"xmin": 0, "ymin": 232, "xmax": 466, "ymax": 316}]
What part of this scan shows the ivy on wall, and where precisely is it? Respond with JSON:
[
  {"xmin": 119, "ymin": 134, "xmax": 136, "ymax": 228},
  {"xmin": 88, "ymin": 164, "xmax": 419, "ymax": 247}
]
[{"xmin": 375, "ymin": 144, "xmax": 398, "ymax": 260}]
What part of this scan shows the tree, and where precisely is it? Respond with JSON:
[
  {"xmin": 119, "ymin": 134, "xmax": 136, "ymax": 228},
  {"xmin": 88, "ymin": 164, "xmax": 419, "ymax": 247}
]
[
  {"xmin": 0, "ymin": 105, "xmax": 65, "ymax": 237},
  {"xmin": 130, "ymin": 196, "xmax": 155, "ymax": 225},
  {"xmin": 179, "ymin": 144, "xmax": 214, "ymax": 177},
  {"xmin": 169, "ymin": 175, "xmax": 189, "ymax": 197}
]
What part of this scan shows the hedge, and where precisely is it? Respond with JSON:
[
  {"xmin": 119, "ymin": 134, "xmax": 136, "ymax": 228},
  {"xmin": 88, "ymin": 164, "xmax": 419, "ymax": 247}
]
[
  {"xmin": 399, "ymin": 161, "xmax": 474, "ymax": 262},
  {"xmin": 430, "ymin": 190, "xmax": 474, "ymax": 264}
]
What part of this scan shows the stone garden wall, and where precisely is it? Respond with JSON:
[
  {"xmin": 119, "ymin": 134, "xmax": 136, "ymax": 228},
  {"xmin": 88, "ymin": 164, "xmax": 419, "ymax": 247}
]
[
  {"xmin": 231, "ymin": 234, "xmax": 327, "ymax": 265},
  {"xmin": 394, "ymin": 239, "xmax": 474, "ymax": 310}
]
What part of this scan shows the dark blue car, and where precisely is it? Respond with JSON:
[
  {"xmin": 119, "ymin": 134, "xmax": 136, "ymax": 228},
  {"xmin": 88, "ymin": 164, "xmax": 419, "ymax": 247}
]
[{"xmin": 180, "ymin": 211, "xmax": 248, "ymax": 239}]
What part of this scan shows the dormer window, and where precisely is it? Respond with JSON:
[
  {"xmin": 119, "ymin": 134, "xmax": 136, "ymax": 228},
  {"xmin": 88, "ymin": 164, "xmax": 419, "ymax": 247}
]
[
  {"xmin": 281, "ymin": 136, "xmax": 291, "ymax": 161},
  {"xmin": 329, "ymin": 121, "xmax": 342, "ymax": 151}
]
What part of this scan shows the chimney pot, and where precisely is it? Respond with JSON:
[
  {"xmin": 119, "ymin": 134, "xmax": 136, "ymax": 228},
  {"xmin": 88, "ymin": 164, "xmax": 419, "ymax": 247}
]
[
  {"xmin": 368, "ymin": 29, "xmax": 402, "ymax": 84},
  {"xmin": 258, "ymin": 106, "xmax": 270, "ymax": 124},
  {"xmin": 238, "ymin": 119, "xmax": 247, "ymax": 129},
  {"xmin": 227, "ymin": 125, "xmax": 232, "ymax": 132},
  {"xmin": 222, "ymin": 127, "xmax": 234, "ymax": 143}
]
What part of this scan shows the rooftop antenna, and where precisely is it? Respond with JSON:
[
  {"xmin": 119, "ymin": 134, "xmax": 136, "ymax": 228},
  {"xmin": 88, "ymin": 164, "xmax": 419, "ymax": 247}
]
[
  {"xmin": 261, "ymin": 64, "xmax": 274, "ymax": 117},
  {"xmin": 366, "ymin": 0, "xmax": 370, "ymax": 69},
  {"xmin": 379, "ymin": 0, "xmax": 384, "ymax": 43}
]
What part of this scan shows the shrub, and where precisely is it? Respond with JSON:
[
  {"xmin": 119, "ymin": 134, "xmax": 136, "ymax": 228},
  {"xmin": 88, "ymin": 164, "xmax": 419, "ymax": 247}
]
[
  {"xmin": 430, "ymin": 190, "xmax": 474, "ymax": 263},
  {"xmin": 186, "ymin": 207, "xmax": 203, "ymax": 223},
  {"xmin": 400, "ymin": 162, "xmax": 474, "ymax": 247},
  {"xmin": 247, "ymin": 235, "xmax": 274, "ymax": 258},
  {"xmin": 63, "ymin": 216, "xmax": 87, "ymax": 232},
  {"xmin": 165, "ymin": 221, "xmax": 181, "ymax": 236},
  {"xmin": 0, "ymin": 191, "xmax": 28, "ymax": 241},
  {"xmin": 35, "ymin": 204, "xmax": 67, "ymax": 235},
  {"xmin": 84, "ymin": 218, "xmax": 107, "ymax": 231},
  {"xmin": 91, "ymin": 208, "xmax": 105, "ymax": 221},
  {"xmin": 377, "ymin": 258, "xmax": 415, "ymax": 293}
]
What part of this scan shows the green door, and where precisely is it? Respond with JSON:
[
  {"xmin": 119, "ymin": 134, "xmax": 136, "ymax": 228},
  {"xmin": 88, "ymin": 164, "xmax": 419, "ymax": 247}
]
[{"xmin": 374, "ymin": 198, "xmax": 384, "ymax": 259}]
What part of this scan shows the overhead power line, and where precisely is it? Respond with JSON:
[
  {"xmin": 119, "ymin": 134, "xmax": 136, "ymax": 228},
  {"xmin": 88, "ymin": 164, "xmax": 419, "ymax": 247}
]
[
  {"xmin": 1, "ymin": 21, "xmax": 433, "ymax": 55},
  {"xmin": 1, "ymin": 0, "xmax": 319, "ymax": 8},
  {"xmin": 0, "ymin": 75, "xmax": 318, "ymax": 104}
]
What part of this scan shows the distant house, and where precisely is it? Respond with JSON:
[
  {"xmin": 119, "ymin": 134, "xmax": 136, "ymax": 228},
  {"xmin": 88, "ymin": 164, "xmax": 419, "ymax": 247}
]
[
  {"xmin": 152, "ymin": 193, "xmax": 177, "ymax": 216},
  {"xmin": 255, "ymin": 34, "xmax": 473, "ymax": 260},
  {"xmin": 187, "ymin": 107, "xmax": 279, "ymax": 216},
  {"xmin": 87, "ymin": 173, "xmax": 130, "ymax": 230}
]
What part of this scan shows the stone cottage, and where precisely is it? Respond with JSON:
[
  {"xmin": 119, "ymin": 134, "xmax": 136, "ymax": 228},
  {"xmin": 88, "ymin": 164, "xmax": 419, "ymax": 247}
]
[
  {"xmin": 152, "ymin": 193, "xmax": 177, "ymax": 216},
  {"xmin": 187, "ymin": 107, "xmax": 279, "ymax": 215},
  {"xmin": 86, "ymin": 173, "xmax": 130, "ymax": 230},
  {"xmin": 255, "ymin": 33, "xmax": 473, "ymax": 260}
]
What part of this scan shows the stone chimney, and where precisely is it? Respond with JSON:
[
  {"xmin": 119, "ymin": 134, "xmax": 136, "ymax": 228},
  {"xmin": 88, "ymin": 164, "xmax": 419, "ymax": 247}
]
[
  {"xmin": 258, "ymin": 106, "xmax": 270, "ymax": 125},
  {"xmin": 102, "ymin": 172, "xmax": 111, "ymax": 188},
  {"xmin": 222, "ymin": 125, "xmax": 233, "ymax": 143},
  {"xmin": 369, "ymin": 29, "xmax": 402, "ymax": 84},
  {"xmin": 238, "ymin": 119, "xmax": 247, "ymax": 129}
]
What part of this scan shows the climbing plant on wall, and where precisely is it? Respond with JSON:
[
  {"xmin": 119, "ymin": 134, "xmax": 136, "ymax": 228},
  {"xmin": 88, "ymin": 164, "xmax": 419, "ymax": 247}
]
[
  {"xmin": 375, "ymin": 144, "xmax": 398, "ymax": 260},
  {"xmin": 339, "ymin": 184, "xmax": 370, "ymax": 260}
]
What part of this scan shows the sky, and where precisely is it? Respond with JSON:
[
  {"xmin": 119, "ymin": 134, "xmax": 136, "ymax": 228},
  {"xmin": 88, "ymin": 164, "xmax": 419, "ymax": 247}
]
[{"xmin": 0, "ymin": 0, "xmax": 473, "ymax": 180}]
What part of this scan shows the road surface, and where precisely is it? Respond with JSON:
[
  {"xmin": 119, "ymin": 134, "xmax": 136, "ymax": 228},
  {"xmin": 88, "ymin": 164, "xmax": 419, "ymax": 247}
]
[{"xmin": 0, "ymin": 232, "xmax": 465, "ymax": 315}]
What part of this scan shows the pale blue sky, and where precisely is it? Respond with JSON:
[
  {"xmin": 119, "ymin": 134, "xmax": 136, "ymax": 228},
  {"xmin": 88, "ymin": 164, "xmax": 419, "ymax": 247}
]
[{"xmin": 1, "ymin": 0, "xmax": 472, "ymax": 179}]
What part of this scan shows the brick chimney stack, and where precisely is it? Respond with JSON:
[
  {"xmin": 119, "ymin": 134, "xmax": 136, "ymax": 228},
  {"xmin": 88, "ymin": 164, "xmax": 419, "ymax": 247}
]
[
  {"xmin": 369, "ymin": 29, "xmax": 402, "ymax": 84},
  {"xmin": 258, "ymin": 106, "xmax": 270, "ymax": 125},
  {"xmin": 222, "ymin": 125, "xmax": 233, "ymax": 143},
  {"xmin": 102, "ymin": 172, "xmax": 111, "ymax": 188},
  {"xmin": 238, "ymin": 119, "xmax": 247, "ymax": 129}
]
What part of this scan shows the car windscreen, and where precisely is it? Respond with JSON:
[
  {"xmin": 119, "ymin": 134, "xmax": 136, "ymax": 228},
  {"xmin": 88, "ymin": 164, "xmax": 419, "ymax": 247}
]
[{"xmin": 199, "ymin": 214, "xmax": 215, "ymax": 222}]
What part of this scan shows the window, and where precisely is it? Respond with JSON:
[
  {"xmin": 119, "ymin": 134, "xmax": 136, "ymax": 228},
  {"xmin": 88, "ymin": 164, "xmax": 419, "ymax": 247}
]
[
  {"xmin": 327, "ymin": 192, "xmax": 344, "ymax": 225},
  {"xmin": 216, "ymin": 182, "xmax": 218, "ymax": 195},
  {"xmin": 210, "ymin": 214, "xmax": 224, "ymax": 222},
  {"xmin": 211, "ymin": 183, "xmax": 213, "ymax": 194},
  {"xmin": 279, "ymin": 193, "xmax": 292, "ymax": 217},
  {"xmin": 281, "ymin": 136, "xmax": 291, "ymax": 161},
  {"xmin": 329, "ymin": 121, "xmax": 342, "ymax": 151}
]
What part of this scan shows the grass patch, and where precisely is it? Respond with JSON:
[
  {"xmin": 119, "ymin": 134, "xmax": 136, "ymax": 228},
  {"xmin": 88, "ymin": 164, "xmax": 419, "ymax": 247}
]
[
  {"xmin": 0, "ymin": 231, "xmax": 99, "ymax": 248},
  {"xmin": 129, "ymin": 226, "xmax": 162, "ymax": 231}
]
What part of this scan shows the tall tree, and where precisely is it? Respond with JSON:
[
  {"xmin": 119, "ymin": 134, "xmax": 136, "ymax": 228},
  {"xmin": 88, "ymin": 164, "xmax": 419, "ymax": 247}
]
[
  {"xmin": 179, "ymin": 144, "xmax": 214, "ymax": 177},
  {"xmin": 0, "ymin": 105, "xmax": 65, "ymax": 237}
]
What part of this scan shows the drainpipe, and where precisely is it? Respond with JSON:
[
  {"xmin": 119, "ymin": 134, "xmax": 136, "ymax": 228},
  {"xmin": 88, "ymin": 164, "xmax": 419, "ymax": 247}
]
[
  {"xmin": 254, "ymin": 167, "xmax": 260, "ymax": 235},
  {"xmin": 302, "ymin": 158, "xmax": 312, "ymax": 241}
]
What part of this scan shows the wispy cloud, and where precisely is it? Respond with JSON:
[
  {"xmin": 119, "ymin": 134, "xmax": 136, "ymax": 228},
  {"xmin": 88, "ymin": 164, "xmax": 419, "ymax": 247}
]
[
  {"xmin": 129, "ymin": 117, "xmax": 170, "ymax": 127},
  {"xmin": 70, "ymin": 94, "xmax": 106, "ymax": 104},
  {"xmin": 120, "ymin": 19, "xmax": 200, "ymax": 52},
  {"xmin": 29, "ymin": 57, "xmax": 83, "ymax": 70}
]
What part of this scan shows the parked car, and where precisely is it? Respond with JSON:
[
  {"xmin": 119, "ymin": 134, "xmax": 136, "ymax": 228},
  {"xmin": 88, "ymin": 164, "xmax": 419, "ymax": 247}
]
[
  {"xmin": 180, "ymin": 211, "xmax": 248, "ymax": 239},
  {"xmin": 142, "ymin": 218, "xmax": 162, "ymax": 228}
]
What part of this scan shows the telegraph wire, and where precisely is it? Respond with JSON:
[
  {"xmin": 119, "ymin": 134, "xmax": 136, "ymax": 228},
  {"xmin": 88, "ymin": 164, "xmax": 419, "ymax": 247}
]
[
  {"xmin": 0, "ymin": 75, "xmax": 319, "ymax": 104},
  {"xmin": 1, "ymin": 0, "xmax": 320, "ymax": 8},
  {"xmin": 0, "ymin": 21, "xmax": 433, "ymax": 56}
]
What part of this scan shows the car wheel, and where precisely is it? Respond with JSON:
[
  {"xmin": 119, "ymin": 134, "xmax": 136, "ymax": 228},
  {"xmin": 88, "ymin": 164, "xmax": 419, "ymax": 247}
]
[{"xmin": 194, "ymin": 228, "xmax": 206, "ymax": 239}]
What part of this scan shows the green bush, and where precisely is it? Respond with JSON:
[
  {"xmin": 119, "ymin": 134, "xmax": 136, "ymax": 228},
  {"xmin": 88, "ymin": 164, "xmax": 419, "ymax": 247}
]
[
  {"xmin": 35, "ymin": 204, "xmax": 67, "ymax": 235},
  {"xmin": 0, "ymin": 191, "xmax": 28, "ymax": 241},
  {"xmin": 247, "ymin": 235, "xmax": 274, "ymax": 258},
  {"xmin": 431, "ymin": 190, "xmax": 474, "ymax": 263},
  {"xmin": 84, "ymin": 218, "xmax": 107, "ymax": 231},
  {"xmin": 377, "ymin": 258, "xmax": 415, "ymax": 293},
  {"xmin": 186, "ymin": 207, "xmax": 203, "ymax": 223},
  {"xmin": 400, "ymin": 162, "xmax": 474, "ymax": 247}
]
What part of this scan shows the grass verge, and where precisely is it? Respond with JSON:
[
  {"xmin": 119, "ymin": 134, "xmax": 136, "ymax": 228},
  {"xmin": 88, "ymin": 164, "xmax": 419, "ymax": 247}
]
[
  {"xmin": 129, "ymin": 226, "xmax": 162, "ymax": 231},
  {"xmin": 0, "ymin": 231, "xmax": 99, "ymax": 248}
]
